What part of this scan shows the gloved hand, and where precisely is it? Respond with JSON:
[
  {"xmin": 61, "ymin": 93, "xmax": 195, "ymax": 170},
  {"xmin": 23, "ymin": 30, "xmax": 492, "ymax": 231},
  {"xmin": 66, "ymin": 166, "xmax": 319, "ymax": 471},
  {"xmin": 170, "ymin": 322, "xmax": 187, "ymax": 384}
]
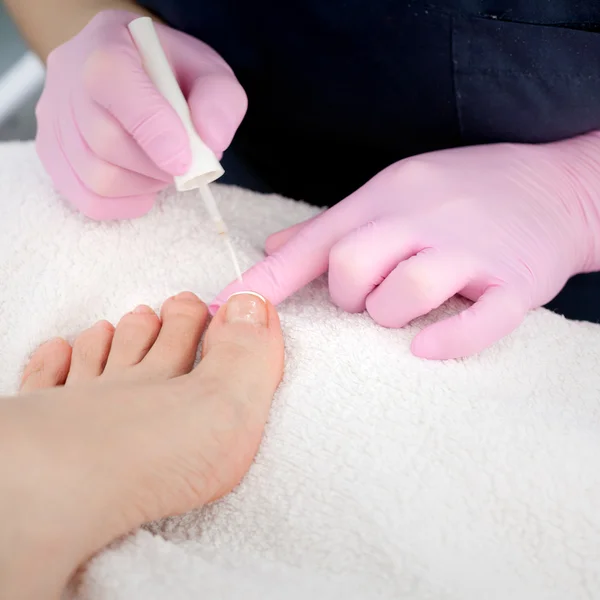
[
  {"xmin": 212, "ymin": 137, "xmax": 600, "ymax": 359},
  {"xmin": 36, "ymin": 10, "xmax": 247, "ymax": 220}
]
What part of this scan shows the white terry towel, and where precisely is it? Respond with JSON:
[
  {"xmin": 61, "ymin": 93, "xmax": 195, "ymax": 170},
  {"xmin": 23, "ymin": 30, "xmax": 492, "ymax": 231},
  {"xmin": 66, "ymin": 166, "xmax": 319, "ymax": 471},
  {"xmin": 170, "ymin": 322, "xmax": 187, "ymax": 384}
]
[{"xmin": 1, "ymin": 142, "xmax": 600, "ymax": 600}]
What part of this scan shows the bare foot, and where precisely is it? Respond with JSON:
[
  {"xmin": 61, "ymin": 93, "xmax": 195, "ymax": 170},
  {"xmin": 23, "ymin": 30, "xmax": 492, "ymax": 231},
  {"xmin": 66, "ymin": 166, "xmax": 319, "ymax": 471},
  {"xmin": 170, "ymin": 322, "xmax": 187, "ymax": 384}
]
[
  {"xmin": 0, "ymin": 292, "xmax": 283, "ymax": 599},
  {"xmin": 20, "ymin": 292, "xmax": 207, "ymax": 390}
]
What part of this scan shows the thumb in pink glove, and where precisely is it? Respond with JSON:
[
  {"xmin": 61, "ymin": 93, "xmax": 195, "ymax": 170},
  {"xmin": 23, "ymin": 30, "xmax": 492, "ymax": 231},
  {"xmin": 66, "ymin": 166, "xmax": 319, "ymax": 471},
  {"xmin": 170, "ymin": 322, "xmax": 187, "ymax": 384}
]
[
  {"xmin": 212, "ymin": 135, "xmax": 600, "ymax": 359},
  {"xmin": 36, "ymin": 10, "xmax": 247, "ymax": 220}
]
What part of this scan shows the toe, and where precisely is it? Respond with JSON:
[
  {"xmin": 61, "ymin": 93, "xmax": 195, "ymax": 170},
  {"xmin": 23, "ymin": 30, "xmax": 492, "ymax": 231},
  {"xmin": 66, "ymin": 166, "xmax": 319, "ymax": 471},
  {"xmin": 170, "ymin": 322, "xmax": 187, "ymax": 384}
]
[
  {"xmin": 66, "ymin": 320, "xmax": 115, "ymax": 385},
  {"xmin": 138, "ymin": 292, "xmax": 208, "ymax": 379},
  {"xmin": 103, "ymin": 305, "xmax": 161, "ymax": 376},
  {"xmin": 20, "ymin": 338, "xmax": 72, "ymax": 393}
]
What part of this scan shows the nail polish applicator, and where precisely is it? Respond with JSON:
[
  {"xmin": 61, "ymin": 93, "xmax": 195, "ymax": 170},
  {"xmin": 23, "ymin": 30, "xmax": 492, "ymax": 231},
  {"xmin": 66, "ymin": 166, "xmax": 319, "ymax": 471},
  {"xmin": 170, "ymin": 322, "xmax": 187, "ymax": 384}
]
[{"xmin": 128, "ymin": 16, "xmax": 243, "ymax": 282}]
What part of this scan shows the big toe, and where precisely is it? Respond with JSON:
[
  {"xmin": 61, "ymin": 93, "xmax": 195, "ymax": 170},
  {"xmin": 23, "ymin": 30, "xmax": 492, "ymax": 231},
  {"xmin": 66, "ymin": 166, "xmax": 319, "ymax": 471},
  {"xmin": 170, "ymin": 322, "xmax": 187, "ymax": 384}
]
[
  {"xmin": 136, "ymin": 292, "xmax": 208, "ymax": 380},
  {"xmin": 20, "ymin": 338, "xmax": 72, "ymax": 393}
]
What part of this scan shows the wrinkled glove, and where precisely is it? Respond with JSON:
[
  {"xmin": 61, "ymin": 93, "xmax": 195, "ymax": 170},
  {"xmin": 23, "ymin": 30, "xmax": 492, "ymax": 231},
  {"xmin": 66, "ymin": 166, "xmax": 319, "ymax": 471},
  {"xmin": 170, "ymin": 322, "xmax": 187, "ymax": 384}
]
[
  {"xmin": 213, "ymin": 136, "xmax": 600, "ymax": 359},
  {"xmin": 36, "ymin": 10, "xmax": 246, "ymax": 220}
]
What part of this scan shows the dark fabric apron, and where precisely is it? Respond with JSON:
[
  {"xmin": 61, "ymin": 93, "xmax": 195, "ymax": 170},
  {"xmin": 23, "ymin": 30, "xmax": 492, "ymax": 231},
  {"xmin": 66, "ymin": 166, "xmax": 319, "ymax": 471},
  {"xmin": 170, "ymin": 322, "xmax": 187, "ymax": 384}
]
[{"xmin": 137, "ymin": 0, "xmax": 600, "ymax": 322}]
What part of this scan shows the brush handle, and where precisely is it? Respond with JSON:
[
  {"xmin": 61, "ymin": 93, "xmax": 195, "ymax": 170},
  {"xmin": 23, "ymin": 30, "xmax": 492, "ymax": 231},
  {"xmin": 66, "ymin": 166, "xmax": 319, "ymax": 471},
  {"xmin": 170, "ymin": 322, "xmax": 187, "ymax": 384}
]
[{"xmin": 128, "ymin": 17, "xmax": 224, "ymax": 190}]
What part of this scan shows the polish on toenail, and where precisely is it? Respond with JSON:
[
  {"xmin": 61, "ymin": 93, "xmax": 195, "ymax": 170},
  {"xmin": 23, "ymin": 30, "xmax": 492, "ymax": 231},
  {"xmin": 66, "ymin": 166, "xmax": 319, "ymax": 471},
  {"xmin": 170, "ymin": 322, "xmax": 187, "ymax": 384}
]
[
  {"xmin": 228, "ymin": 291, "xmax": 266, "ymax": 304},
  {"xmin": 226, "ymin": 292, "xmax": 267, "ymax": 326}
]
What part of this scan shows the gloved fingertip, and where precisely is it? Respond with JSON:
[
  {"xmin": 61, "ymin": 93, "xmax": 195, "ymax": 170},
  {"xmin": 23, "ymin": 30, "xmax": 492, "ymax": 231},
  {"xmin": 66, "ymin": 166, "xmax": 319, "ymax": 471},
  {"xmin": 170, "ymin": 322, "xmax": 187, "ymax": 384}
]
[{"xmin": 410, "ymin": 332, "xmax": 448, "ymax": 361}]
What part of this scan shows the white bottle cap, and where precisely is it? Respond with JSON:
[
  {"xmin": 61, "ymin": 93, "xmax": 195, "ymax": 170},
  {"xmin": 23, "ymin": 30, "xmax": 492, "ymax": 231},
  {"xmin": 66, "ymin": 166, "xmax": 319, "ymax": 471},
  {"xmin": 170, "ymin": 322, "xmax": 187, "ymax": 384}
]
[{"xmin": 128, "ymin": 17, "xmax": 224, "ymax": 190}]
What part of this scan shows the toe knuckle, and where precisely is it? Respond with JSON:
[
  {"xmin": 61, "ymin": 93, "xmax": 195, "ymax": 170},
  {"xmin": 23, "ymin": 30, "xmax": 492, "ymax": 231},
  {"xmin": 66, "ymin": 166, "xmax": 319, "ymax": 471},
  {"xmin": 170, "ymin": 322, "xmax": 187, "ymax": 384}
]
[
  {"xmin": 72, "ymin": 342, "xmax": 95, "ymax": 365},
  {"xmin": 73, "ymin": 334, "xmax": 103, "ymax": 364}
]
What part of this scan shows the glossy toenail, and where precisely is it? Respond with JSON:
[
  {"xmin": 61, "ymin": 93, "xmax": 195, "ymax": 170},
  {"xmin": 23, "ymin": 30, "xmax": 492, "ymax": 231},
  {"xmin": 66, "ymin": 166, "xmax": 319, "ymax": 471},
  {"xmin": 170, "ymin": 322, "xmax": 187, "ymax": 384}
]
[
  {"xmin": 133, "ymin": 305, "xmax": 153, "ymax": 314},
  {"xmin": 228, "ymin": 291, "xmax": 266, "ymax": 304},
  {"xmin": 226, "ymin": 292, "xmax": 267, "ymax": 326},
  {"xmin": 93, "ymin": 320, "xmax": 114, "ymax": 330}
]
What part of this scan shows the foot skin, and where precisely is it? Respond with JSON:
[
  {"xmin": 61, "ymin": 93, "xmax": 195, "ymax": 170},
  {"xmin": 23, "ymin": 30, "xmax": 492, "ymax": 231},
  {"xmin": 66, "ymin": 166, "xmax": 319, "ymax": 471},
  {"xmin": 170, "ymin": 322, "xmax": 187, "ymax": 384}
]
[
  {"xmin": 21, "ymin": 292, "xmax": 208, "ymax": 391},
  {"xmin": 1, "ymin": 292, "xmax": 283, "ymax": 599}
]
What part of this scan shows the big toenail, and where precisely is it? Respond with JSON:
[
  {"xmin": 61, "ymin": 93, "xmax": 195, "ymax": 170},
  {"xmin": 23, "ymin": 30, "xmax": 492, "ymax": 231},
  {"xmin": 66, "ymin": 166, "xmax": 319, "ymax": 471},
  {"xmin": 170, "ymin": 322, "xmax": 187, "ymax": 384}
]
[
  {"xmin": 226, "ymin": 292, "xmax": 268, "ymax": 326},
  {"xmin": 133, "ymin": 305, "xmax": 153, "ymax": 314}
]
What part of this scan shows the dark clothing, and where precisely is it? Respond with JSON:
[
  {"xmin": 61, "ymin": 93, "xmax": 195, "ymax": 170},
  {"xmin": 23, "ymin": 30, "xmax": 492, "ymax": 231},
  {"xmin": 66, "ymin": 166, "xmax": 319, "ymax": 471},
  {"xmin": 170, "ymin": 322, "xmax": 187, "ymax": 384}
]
[{"xmin": 138, "ymin": 0, "xmax": 600, "ymax": 322}]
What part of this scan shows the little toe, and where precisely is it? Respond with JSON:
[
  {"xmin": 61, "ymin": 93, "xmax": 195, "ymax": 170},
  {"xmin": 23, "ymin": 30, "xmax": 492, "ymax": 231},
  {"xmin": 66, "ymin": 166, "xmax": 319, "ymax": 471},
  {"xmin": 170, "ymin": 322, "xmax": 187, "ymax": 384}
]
[
  {"xmin": 66, "ymin": 320, "xmax": 115, "ymax": 386},
  {"xmin": 138, "ymin": 292, "xmax": 208, "ymax": 379},
  {"xmin": 20, "ymin": 338, "xmax": 72, "ymax": 393},
  {"xmin": 103, "ymin": 305, "xmax": 161, "ymax": 376}
]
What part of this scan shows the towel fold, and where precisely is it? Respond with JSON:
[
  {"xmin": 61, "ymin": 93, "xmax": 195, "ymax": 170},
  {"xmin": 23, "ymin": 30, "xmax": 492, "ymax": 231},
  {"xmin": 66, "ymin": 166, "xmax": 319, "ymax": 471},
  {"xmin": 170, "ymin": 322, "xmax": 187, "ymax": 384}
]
[{"xmin": 1, "ymin": 142, "xmax": 600, "ymax": 600}]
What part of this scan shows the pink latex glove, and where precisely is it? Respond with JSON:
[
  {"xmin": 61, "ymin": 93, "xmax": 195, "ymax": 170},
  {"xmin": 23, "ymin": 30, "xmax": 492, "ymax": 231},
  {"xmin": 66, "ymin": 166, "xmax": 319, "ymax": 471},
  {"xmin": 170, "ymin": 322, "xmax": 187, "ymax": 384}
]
[
  {"xmin": 213, "ymin": 136, "xmax": 600, "ymax": 359},
  {"xmin": 36, "ymin": 10, "xmax": 247, "ymax": 220}
]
